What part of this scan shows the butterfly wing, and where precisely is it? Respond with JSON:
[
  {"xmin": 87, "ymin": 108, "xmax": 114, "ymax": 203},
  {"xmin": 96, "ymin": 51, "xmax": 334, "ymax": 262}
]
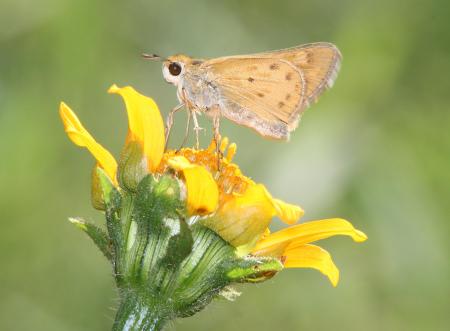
[
  {"xmin": 256, "ymin": 43, "xmax": 341, "ymax": 107},
  {"xmin": 201, "ymin": 43, "xmax": 341, "ymax": 139},
  {"xmin": 214, "ymin": 42, "xmax": 342, "ymax": 107},
  {"xmin": 204, "ymin": 57, "xmax": 306, "ymax": 140}
]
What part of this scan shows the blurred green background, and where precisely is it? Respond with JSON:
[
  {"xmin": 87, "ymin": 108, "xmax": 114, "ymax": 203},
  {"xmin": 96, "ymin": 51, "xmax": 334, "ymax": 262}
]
[{"xmin": 1, "ymin": 0, "xmax": 449, "ymax": 330}]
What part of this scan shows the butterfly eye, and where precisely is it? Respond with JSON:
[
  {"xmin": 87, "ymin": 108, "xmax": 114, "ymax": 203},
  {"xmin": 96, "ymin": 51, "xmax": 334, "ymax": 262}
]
[{"xmin": 168, "ymin": 62, "xmax": 182, "ymax": 76}]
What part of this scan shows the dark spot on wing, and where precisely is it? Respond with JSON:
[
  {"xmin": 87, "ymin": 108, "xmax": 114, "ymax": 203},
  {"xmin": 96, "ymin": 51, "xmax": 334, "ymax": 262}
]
[
  {"xmin": 285, "ymin": 94, "xmax": 291, "ymax": 100},
  {"xmin": 278, "ymin": 101, "xmax": 285, "ymax": 108},
  {"xmin": 257, "ymin": 92, "xmax": 264, "ymax": 98},
  {"xmin": 285, "ymin": 72, "xmax": 292, "ymax": 80},
  {"xmin": 305, "ymin": 51, "xmax": 313, "ymax": 65},
  {"xmin": 269, "ymin": 63, "xmax": 279, "ymax": 70},
  {"xmin": 248, "ymin": 77, "xmax": 254, "ymax": 82}
]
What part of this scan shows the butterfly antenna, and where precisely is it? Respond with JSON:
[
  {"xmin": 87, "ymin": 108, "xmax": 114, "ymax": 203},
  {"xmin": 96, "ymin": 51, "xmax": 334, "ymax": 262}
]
[{"xmin": 141, "ymin": 53, "xmax": 163, "ymax": 61}]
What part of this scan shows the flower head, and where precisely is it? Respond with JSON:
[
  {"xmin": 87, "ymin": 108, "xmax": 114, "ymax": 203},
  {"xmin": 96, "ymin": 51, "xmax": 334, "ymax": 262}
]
[
  {"xmin": 60, "ymin": 84, "xmax": 366, "ymax": 286},
  {"xmin": 60, "ymin": 84, "xmax": 367, "ymax": 330}
]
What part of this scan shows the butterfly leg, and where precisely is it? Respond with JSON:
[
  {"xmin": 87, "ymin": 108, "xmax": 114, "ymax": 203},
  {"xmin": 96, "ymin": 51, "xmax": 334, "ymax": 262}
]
[
  {"xmin": 212, "ymin": 115, "xmax": 223, "ymax": 170},
  {"xmin": 177, "ymin": 109, "xmax": 191, "ymax": 151},
  {"xmin": 192, "ymin": 110, "xmax": 204, "ymax": 149},
  {"xmin": 165, "ymin": 104, "xmax": 184, "ymax": 150}
]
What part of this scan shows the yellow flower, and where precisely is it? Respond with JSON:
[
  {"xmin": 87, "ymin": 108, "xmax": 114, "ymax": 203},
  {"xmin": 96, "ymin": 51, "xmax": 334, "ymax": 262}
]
[
  {"xmin": 252, "ymin": 218, "xmax": 368, "ymax": 286},
  {"xmin": 59, "ymin": 85, "xmax": 218, "ymax": 215},
  {"xmin": 60, "ymin": 84, "xmax": 367, "ymax": 287}
]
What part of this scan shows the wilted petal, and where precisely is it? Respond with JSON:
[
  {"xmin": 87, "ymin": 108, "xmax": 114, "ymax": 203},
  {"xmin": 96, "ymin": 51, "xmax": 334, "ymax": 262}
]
[
  {"xmin": 108, "ymin": 85, "xmax": 165, "ymax": 171},
  {"xmin": 59, "ymin": 102, "xmax": 117, "ymax": 184},
  {"xmin": 207, "ymin": 184, "xmax": 275, "ymax": 248}
]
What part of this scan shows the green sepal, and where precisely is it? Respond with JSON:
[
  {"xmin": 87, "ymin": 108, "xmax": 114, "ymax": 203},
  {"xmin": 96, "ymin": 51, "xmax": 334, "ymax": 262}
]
[
  {"xmin": 96, "ymin": 167, "xmax": 123, "ymax": 274},
  {"xmin": 171, "ymin": 225, "xmax": 236, "ymax": 317},
  {"xmin": 117, "ymin": 141, "xmax": 148, "ymax": 192},
  {"xmin": 225, "ymin": 256, "xmax": 284, "ymax": 283},
  {"xmin": 133, "ymin": 174, "xmax": 183, "ymax": 227},
  {"xmin": 152, "ymin": 174, "xmax": 183, "ymax": 215},
  {"xmin": 69, "ymin": 217, "xmax": 112, "ymax": 260},
  {"xmin": 160, "ymin": 217, "xmax": 193, "ymax": 268},
  {"xmin": 124, "ymin": 174, "xmax": 186, "ymax": 281},
  {"xmin": 96, "ymin": 167, "xmax": 122, "ymax": 216}
]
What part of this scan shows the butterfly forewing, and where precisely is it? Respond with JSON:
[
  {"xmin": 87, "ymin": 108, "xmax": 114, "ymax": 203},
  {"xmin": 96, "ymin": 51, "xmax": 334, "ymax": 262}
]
[
  {"xmin": 199, "ymin": 43, "xmax": 341, "ymax": 138},
  {"xmin": 255, "ymin": 42, "xmax": 342, "ymax": 106},
  {"xmin": 204, "ymin": 57, "xmax": 305, "ymax": 139}
]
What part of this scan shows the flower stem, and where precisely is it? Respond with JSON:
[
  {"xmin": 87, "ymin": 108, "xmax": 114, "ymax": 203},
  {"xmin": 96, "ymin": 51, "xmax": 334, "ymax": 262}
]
[{"xmin": 112, "ymin": 290, "xmax": 169, "ymax": 331}]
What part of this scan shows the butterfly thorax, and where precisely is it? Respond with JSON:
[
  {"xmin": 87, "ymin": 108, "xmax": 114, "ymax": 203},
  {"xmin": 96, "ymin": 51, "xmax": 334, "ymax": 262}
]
[{"xmin": 179, "ymin": 65, "xmax": 220, "ymax": 112}]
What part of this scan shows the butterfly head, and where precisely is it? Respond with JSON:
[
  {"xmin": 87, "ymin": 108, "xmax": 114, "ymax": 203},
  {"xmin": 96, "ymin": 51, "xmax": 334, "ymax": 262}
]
[{"xmin": 162, "ymin": 54, "xmax": 195, "ymax": 86}]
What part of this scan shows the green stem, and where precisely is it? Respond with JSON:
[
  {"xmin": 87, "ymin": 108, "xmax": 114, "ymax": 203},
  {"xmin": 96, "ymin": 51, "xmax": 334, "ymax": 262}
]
[{"xmin": 112, "ymin": 290, "xmax": 169, "ymax": 331}]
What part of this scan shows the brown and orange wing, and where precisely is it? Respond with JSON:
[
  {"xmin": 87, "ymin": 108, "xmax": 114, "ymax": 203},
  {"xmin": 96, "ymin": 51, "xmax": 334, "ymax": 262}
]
[
  {"xmin": 253, "ymin": 42, "xmax": 342, "ymax": 108},
  {"xmin": 209, "ymin": 42, "xmax": 341, "ymax": 117},
  {"xmin": 204, "ymin": 57, "xmax": 305, "ymax": 139}
]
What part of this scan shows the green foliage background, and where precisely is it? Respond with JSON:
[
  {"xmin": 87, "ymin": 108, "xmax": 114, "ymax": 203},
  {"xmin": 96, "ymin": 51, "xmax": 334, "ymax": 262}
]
[{"xmin": 0, "ymin": 0, "xmax": 449, "ymax": 330}]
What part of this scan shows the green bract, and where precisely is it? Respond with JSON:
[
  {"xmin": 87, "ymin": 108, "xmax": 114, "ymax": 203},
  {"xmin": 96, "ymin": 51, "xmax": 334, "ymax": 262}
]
[{"xmin": 71, "ymin": 168, "xmax": 282, "ymax": 331}]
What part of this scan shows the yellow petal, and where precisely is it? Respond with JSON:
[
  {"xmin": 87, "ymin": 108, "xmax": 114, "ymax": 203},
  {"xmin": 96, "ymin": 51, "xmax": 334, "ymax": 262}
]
[
  {"xmin": 167, "ymin": 156, "xmax": 218, "ymax": 215},
  {"xmin": 108, "ymin": 85, "xmax": 165, "ymax": 172},
  {"xmin": 283, "ymin": 244, "xmax": 340, "ymax": 287},
  {"xmin": 59, "ymin": 102, "xmax": 118, "ymax": 184},
  {"xmin": 253, "ymin": 218, "xmax": 367, "ymax": 253},
  {"xmin": 252, "ymin": 241, "xmax": 289, "ymax": 258}
]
